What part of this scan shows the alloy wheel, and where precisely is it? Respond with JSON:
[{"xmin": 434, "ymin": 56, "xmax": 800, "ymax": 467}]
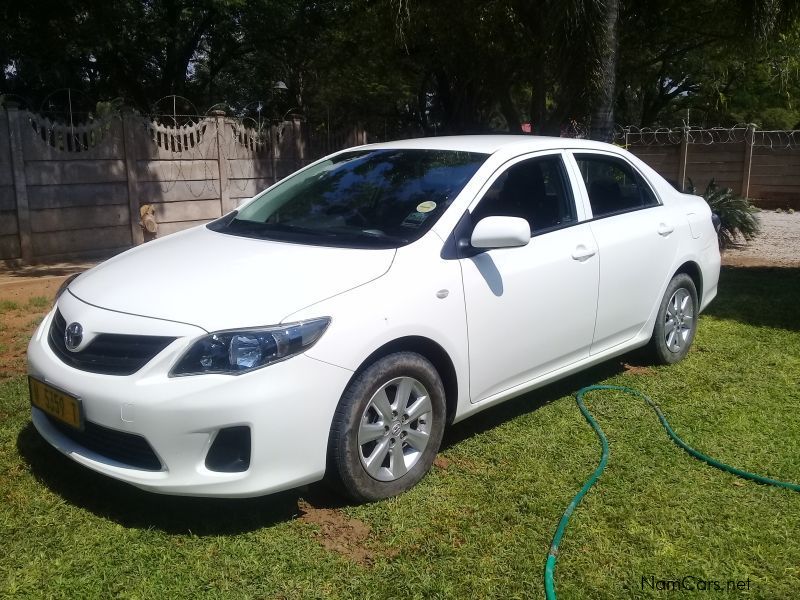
[
  {"xmin": 357, "ymin": 376, "xmax": 433, "ymax": 482},
  {"xmin": 664, "ymin": 287, "xmax": 694, "ymax": 353}
]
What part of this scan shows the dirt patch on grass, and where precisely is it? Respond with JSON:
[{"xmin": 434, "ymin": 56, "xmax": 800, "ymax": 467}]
[
  {"xmin": 433, "ymin": 455, "xmax": 453, "ymax": 469},
  {"xmin": 0, "ymin": 277, "xmax": 65, "ymax": 304},
  {"xmin": 0, "ymin": 276, "xmax": 73, "ymax": 380},
  {"xmin": 0, "ymin": 263, "xmax": 91, "ymax": 380},
  {"xmin": 621, "ymin": 362, "xmax": 655, "ymax": 376},
  {"xmin": 0, "ymin": 310, "xmax": 42, "ymax": 379},
  {"xmin": 297, "ymin": 499, "xmax": 380, "ymax": 566}
]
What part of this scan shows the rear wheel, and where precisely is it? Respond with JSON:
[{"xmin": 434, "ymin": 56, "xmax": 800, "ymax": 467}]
[
  {"xmin": 327, "ymin": 352, "xmax": 446, "ymax": 502},
  {"xmin": 648, "ymin": 273, "xmax": 699, "ymax": 365}
]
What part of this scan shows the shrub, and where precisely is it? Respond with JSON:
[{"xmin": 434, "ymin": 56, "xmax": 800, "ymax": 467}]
[{"xmin": 686, "ymin": 179, "xmax": 760, "ymax": 249}]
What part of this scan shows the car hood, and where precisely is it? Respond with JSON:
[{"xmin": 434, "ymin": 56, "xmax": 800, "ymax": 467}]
[{"xmin": 69, "ymin": 226, "xmax": 396, "ymax": 332}]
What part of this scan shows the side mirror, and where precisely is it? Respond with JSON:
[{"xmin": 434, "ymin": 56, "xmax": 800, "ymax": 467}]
[{"xmin": 470, "ymin": 216, "xmax": 531, "ymax": 249}]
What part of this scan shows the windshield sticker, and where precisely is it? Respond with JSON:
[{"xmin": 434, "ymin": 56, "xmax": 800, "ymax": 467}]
[{"xmin": 416, "ymin": 200, "xmax": 437, "ymax": 213}]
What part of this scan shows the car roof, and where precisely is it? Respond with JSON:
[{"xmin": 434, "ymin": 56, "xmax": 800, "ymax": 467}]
[{"xmin": 361, "ymin": 135, "xmax": 619, "ymax": 155}]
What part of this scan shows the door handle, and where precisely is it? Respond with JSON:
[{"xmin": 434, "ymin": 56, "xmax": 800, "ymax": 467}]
[
  {"xmin": 571, "ymin": 244, "xmax": 596, "ymax": 261},
  {"xmin": 657, "ymin": 223, "xmax": 675, "ymax": 236}
]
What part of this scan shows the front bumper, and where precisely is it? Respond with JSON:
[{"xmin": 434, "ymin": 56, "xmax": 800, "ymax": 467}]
[{"xmin": 27, "ymin": 299, "xmax": 353, "ymax": 498}]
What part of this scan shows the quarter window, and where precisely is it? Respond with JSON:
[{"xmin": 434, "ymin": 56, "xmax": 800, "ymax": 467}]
[
  {"xmin": 472, "ymin": 156, "xmax": 577, "ymax": 234},
  {"xmin": 575, "ymin": 154, "xmax": 659, "ymax": 218}
]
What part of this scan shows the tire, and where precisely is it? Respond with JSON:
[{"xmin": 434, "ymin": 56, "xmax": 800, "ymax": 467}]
[
  {"xmin": 647, "ymin": 273, "xmax": 699, "ymax": 365},
  {"xmin": 327, "ymin": 352, "xmax": 446, "ymax": 502}
]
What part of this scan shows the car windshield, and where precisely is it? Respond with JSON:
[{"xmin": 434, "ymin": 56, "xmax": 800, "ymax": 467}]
[{"xmin": 211, "ymin": 148, "xmax": 488, "ymax": 248}]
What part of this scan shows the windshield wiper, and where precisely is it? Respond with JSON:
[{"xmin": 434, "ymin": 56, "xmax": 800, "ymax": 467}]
[
  {"xmin": 358, "ymin": 229, "xmax": 409, "ymax": 243},
  {"xmin": 222, "ymin": 219, "xmax": 407, "ymax": 247},
  {"xmin": 227, "ymin": 220, "xmax": 335, "ymax": 237}
]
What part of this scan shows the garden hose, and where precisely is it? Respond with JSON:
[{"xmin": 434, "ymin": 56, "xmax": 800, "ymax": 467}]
[{"xmin": 544, "ymin": 384, "xmax": 800, "ymax": 600}]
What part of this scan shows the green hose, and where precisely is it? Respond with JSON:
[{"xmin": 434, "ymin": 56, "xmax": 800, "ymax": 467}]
[{"xmin": 544, "ymin": 384, "xmax": 800, "ymax": 600}]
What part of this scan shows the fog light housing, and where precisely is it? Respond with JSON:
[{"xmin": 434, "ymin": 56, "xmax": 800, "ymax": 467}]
[{"xmin": 205, "ymin": 426, "xmax": 251, "ymax": 473}]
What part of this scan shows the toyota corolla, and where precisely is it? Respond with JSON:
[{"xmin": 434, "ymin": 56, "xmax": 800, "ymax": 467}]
[{"xmin": 27, "ymin": 136, "xmax": 721, "ymax": 501}]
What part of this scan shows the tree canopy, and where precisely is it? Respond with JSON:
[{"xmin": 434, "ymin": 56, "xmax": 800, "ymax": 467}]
[{"xmin": 2, "ymin": 0, "xmax": 799, "ymax": 136}]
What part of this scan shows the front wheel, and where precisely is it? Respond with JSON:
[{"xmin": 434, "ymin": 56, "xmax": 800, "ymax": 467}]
[
  {"xmin": 647, "ymin": 273, "xmax": 699, "ymax": 365},
  {"xmin": 327, "ymin": 352, "xmax": 446, "ymax": 502}
]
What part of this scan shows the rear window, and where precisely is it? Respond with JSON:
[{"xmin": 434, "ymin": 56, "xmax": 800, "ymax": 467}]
[{"xmin": 575, "ymin": 154, "xmax": 659, "ymax": 218}]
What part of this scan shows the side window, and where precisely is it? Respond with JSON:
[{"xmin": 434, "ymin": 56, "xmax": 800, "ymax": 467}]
[
  {"xmin": 472, "ymin": 156, "xmax": 577, "ymax": 234},
  {"xmin": 575, "ymin": 154, "xmax": 659, "ymax": 218}
]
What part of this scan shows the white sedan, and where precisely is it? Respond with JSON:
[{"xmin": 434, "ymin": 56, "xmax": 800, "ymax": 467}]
[{"xmin": 27, "ymin": 136, "xmax": 720, "ymax": 501}]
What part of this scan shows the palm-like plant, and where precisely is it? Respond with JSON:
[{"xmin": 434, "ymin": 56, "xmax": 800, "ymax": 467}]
[{"xmin": 687, "ymin": 179, "xmax": 760, "ymax": 249}]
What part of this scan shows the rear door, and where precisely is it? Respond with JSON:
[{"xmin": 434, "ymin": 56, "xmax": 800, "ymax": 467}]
[{"xmin": 568, "ymin": 151, "xmax": 679, "ymax": 355}]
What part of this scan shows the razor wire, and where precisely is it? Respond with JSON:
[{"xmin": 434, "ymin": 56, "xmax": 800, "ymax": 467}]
[
  {"xmin": 221, "ymin": 117, "xmax": 278, "ymax": 197},
  {"xmin": 19, "ymin": 108, "xmax": 293, "ymax": 201},
  {"xmin": 618, "ymin": 125, "xmax": 800, "ymax": 149},
  {"xmin": 13, "ymin": 90, "xmax": 800, "ymax": 198},
  {"xmin": 139, "ymin": 113, "xmax": 220, "ymax": 199},
  {"xmin": 750, "ymin": 129, "xmax": 800, "ymax": 149}
]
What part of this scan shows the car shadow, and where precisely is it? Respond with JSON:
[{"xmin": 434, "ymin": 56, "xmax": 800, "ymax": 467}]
[
  {"xmin": 16, "ymin": 354, "xmax": 635, "ymax": 534},
  {"xmin": 469, "ymin": 253, "xmax": 504, "ymax": 296},
  {"xmin": 440, "ymin": 358, "xmax": 626, "ymax": 451},
  {"xmin": 16, "ymin": 422, "xmax": 310, "ymax": 535},
  {"xmin": 704, "ymin": 266, "xmax": 800, "ymax": 331}
]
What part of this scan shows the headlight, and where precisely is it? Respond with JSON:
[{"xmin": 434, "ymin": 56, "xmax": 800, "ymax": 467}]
[{"xmin": 170, "ymin": 317, "xmax": 331, "ymax": 376}]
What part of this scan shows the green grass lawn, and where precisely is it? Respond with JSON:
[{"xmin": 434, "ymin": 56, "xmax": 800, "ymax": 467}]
[{"xmin": 1, "ymin": 266, "xmax": 798, "ymax": 599}]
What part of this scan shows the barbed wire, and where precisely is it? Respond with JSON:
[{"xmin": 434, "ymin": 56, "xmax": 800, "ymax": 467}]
[
  {"xmin": 617, "ymin": 125, "xmax": 749, "ymax": 145},
  {"xmin": 18, "ymin": 109, "xmax": 285, "ymax": 199},
  {"xmin": 560, "ymin": 120, "xmax": 590, "ymax": 139},
  {"xmin": 617, "ymin": 124, "xmax": 800, "ymax": 149},
  {"xmin": 223, "ymin": 118, "xmax": 276, "ymax": 195},
  {"xmin": 16, "ymin": 92, "xmax": 800, "ymax": 196},
  {"xmin": 139, "ymin": 114, "xmax": 219, "ymax": 199},
  {"xmin": 751, "ymin": 129, "xmax": 800, "ymax": 149}
]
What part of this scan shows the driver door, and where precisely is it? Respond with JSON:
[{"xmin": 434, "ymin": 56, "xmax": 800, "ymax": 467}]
[{"xmin": 460, "ymin": 152, "xmax": 599, "ymax": 403}]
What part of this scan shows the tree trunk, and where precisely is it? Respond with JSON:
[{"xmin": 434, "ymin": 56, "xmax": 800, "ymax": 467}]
[
  {"xmin": 530, "ymin": 56, "xmax": 548, "ymax": 134},
  {"xmin": 589, "ymin": 0, "xmax": 620, "ymax": 142},
  {"xmin": 499, "ymin": 87, "xmax": 521, "ymax": 133}
]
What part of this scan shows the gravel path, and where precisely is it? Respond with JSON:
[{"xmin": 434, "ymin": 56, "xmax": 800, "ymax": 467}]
[{"xmin": 722, "ymin": 211, "xmax": 800, "ymax": 267}]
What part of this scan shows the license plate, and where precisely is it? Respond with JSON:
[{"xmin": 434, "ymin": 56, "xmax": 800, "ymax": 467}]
[{"xmin": 29, "ymin": 377, "xmax": 83, "ymax": 430}]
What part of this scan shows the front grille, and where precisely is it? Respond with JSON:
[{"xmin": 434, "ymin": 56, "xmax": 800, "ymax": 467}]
[
  {"xmin": 46, "ymin": 415, "xmax": 162, "ymax": 471},
  {"xmin": 48, "ymin": 310, "xmax": 176, "ymax": 376}
]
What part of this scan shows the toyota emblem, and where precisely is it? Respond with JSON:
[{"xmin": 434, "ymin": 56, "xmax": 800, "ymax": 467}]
[{"xmin": 65, "ymin": 322, "xmax": 83, "ymax": 351}]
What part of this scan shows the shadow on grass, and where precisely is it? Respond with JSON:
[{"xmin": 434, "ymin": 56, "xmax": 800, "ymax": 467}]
[
  {"xmin": 5, "ymin": 267, "xmax": 83, "ymax": 278},
  {"xmin": 16, "ymin": 422, "xmax": 310, "ymax": 535},
  {"xmin": 441, "ymin": 358, "xmax": 627, "ymax": 451},
  {"xmin": 705, "ymin": 266, "xmax": 800, "ymax": 331},
  {"xmin": 16, "ymin": 357, "xmax": 634, "ymax": 534},
  {"xmin": 12, "ymin": 266, "xmax": 798, "ymax": 535}
]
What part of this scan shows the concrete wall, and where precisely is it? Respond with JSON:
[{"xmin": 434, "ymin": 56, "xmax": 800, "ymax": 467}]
[
  {"xmin": 0, "ymin": 108, "xmax": 313, "ymax": 263},
  {"xmin": 0, "ymin": 113, "xmax": 18, "ymax": 259},
  {"xmin": 7, "ymin": 116, "xmax": 795, "ymax": 263}
]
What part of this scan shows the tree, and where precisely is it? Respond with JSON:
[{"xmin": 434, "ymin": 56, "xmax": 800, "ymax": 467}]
[
  {"xmin": 616, "ymin": 0, "xmax": 800, "ymax": 128},
  {"xmin": 589, "ymin": 0, "xmax": 620, "ymax": 141},
  {"xmin": 0, "ymin": 0, "xmax": 288, "ymax": 114},
  {"xmin": 2, "ymin": 0, "xmax": 800, "ymax": 135}
]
